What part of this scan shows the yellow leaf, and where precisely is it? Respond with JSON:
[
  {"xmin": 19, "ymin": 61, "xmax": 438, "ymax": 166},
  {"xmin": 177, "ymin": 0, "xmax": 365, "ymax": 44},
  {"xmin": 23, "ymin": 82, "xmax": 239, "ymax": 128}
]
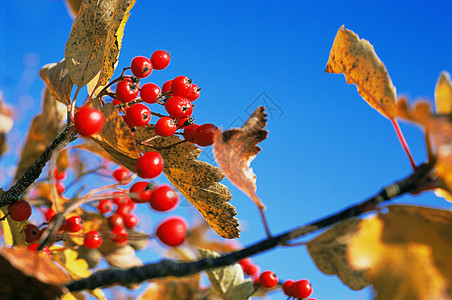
[
  {"xmin": 39, "ymin": 59, "xmax": 74, "ymax": 106},
  {"xmin": 347, "ymin": 205, "xmax": 452, "ymax": 299},
  {"xmin": 65, "ymin": 0, "xmax": 135, "ymax": 87},
  {"xmin": 213, "ymin": 106, "xmax": 268, "ymax": 209},
  {"xmin": 53, "ymin": 248, "xmax": 92, "ymax": 279},
  {"xmin": 435, "ymin": 71, "xmax": 452, "ymax": 115},
  {"xmin": 135, "ymin": 126, "xmax": 239, "ymax": 239},
  {"xmin": 138, "ymin": 275, "xmax": 201, "ymax": 300},
  {"xmin": 325, "ymin": 26, "xmax": 397, "ymax": 119}
]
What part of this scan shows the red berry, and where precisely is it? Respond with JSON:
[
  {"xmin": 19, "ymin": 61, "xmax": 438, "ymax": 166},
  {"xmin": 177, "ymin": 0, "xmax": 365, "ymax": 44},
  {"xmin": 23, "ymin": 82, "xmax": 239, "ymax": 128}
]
[
  {"xmin": 194, "ymin": 123, "xmax": 217, "ymax": 146},
  {"xmin": 244, "ymin": 263, "xmax": 260, "ymax": 277},
  {"xmin": 183, "ymin": 124, "xmax": 200, "ymax": 143},
  {"xmin": 149, "ymin": 184, "xmax": 179, "ymax": 212},
  {"xmin": 292, "ymin": 279, "xmax": 313, "ymax": 299},
  {"xmin": 155, "ymin": 116, "xmax": 178, "ymax": 137},
  {"xmin": 44, "ymin": 208, "xmax": 56, "ymax": 222},
  {"xmin": 131, "ymin": 56, "xmax": 152, "ymax": 78},
  {"xmin": 116, "ymin": 78, "xmax": 139, "ymax": 103},
  {"xmin": 155, "ymin": 216, "xmax": 187, "ymax": 247},
  {"xmin": 176, "ymin": 117, "xmax": 191, "ymax": 129},
  {"xmin": 110, "ymin": 225, "xmax": 128, "ymax": 244},
  {"xmin": 112, "ymin": 167, "xmax": 131, "ymax": 183},
  {"xmin": 108, "ymin": 213, "xmax": 124, "ymax": 227},
  {"xmin": 117, "ymin": 203, "xmax": 134, "ymax": 217},
  {"xmin": 282, "ymin": 280, "xmax": 294, "ymax": 297},
  {"xmin": 136, "ymin": 152, "xmax": 164, "ymax": 179},
  {"xmin": 258, "ymin": 271, "xmax": 278, "ymax": 289},
  {"xmin": 129, "ymin": 181, "xmax": 153, "ymax": 203},
  {"xmin": 123, "ymin": 213, "xmax": 138, "ymax": 229},
  {"xmin": 140, "ymin": 83, "xmax": 161, "ymax": 104},
  {"xmin": 161, "ymin": 80, "xmax": 173, "ymax": 97},
  {"xmin": 84, "ymin": 230, "xmax": 103, "ymax": 249},
  {"xmin": 165, "ymin": 96, "xmax": 193, "ymax": 119},
  {"xmin": 8, "ymin": 200, "xmax": 32, "ymax": 222},
  {"xmin": 24, "ymin": 224, "xmax": 41, "ymax": 243},
  {"xmin": 150, "ymin": 50, "xmax": 170, "ymax": 70},
  {"xmin": 98, "ymin": 199, "xmax": 114, "ymax": 214},
  {"xmin": 55, "ymin": 181, "xmax": 65, "ymax": 194},
  {"xmin": 64, "ymin": 215, "xmax": 83, "ymax": 233},
  {"xmin": 112, "ymin": 191, "xmax": 132, "ymax": 206},
  {"xmin": 124, "ymin": 103, "xmax": 151, "ymax": 127},
  {"xmin": 171, "ymin": 76, "xmax": 192, "ymax": 97},
  {"xmin": 187, "ymin": 84, "xmax": 201, "ymax": 101},
  {"xmin": 28, "ymin": 243, "xmax": 51, "ymax": 256},
  {"xmin": 74, "ymin": 106, "xmax": 105, "ymax": 137},
  {"xmin": 53, "ymin": 169, "xmax": 66, "ymax": 181}
]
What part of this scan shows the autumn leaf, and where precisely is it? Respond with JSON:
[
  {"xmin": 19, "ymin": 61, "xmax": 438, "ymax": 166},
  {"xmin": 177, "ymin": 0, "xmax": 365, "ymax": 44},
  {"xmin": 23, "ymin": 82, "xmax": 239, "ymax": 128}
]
[
  {"xmin": 307, "ymin": 218, "xmax": 370, "ymax": 290},
  {"xmin": 65, "ymin": 0, "xmax": 83, "ymax": 17},
  {"xmin": 53, "ymin": 248, "xmax": 92, "ymax": 279},
  {"xmin": 135, "ymin": 126, "xmax": 239, "ymax": 239},
  {"xmin": 39, "ymin": 59, "xmax": 74, "ymax": 106},
  {"xmin": 213, "ymin": 106, "xmax": 268, "ymax": 209},
  {"xmin": 435, "ymin": 71, "xmax": 452, "ymax": 115},
  {"xmin": 138, "ymin": 275, "xmax": 201, "ymax": 300},
  {"xmin": 65, "ymin": 0, "xmax": 135, "ymax": 87},
  {"xmin": 325, "ymin": 26, "xmax": 397, "ymax": 119},
  {"xmin": 186, "ymin": 220, "xmax": 238, "ymax": 254},
  {"xmin": 199, "ymin": 249, "xmax": 253, "ymax": 300},
  {"xmin": 347, "ymin": 205, "xmax": 452, "ymax": 299},
  {"xmin": 0, "ymin": 93, "xmax": 13, "ymax": 159}
]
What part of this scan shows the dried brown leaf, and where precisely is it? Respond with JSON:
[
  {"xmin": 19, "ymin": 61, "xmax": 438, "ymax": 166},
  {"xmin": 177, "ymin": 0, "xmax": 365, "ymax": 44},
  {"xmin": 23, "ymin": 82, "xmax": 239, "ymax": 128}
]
[
  {"xmin": 213, "ymin": 106, "xmax": 268, "ymax": 209},
  {"xmin": 307, "ymin": 218, "xmax": 370, "ymax": 290},
  {"xmin": 0, "ymin": 93, "xmax": 13, "ymax": 158},
  {"xmin": 325, "ymin": 26, "xmax": 397, "ymax": 119},
  {"xmin": 39, "ymin": 59, "xmax": 74, "ymax": 106},
  {"xmin": 135, "ymin": 126, "xmax": 239, "ymax": 239},
  {"xmin": 65, "ymin": 0, "xmax": 83, "ymax": 17}
]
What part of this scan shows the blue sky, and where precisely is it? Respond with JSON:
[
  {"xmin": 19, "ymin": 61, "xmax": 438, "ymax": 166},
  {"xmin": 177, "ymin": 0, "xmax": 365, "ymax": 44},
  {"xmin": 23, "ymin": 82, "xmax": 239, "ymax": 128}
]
[{"xmin": 1, "ymin": 1, "xmax": 452, "ymax": 299}]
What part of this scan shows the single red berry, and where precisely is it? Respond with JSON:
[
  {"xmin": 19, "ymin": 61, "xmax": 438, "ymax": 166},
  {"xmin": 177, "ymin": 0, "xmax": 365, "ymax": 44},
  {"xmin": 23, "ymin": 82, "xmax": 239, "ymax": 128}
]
[
  {"xmin": 131, "ymin": 56, "xmax": 153, "ymax": 78},
  {"xmin": 53, "ymin": 168, "xmax": 66, "ymax": 181},
  {"xmin": 98, "ymin": 199, "xmax": 114, "ymax": 214},
  {"xmin": 28, "ymin": 243, "xmax": 51, "ymax": 256},
  {"xmin": 8, "ymin": 200, "xmax": 32, "ymax": 222},
  {"xmin": 150, "ymin": 50, "xmax": 170, "ymax": 70},
  {"xmin": 116, "ymin": 204, "xmax": 133, "ymax": 218},
  {"xmin": 258, "ymin": 271, "xmax": 278, "ymax": 289},
  {"xmin": 24, "ymin": 224, "xmax": 41, "ymax": 243},
  {"xmin": 292, "ymin": 279, "xmax": 313, "ymax": 299},
  {"xmin": 171, "ymin": 76, "xmax": 192, "ymax": 97},
  {"xmin": 110, "ymin": 224, "xmax": 128, "ymax": 244},
  {"xmin": 282, "ymin": 279, "xmax": 294, "ymax": 297},
  {"xmin": 244, "ymin": 263, "xmax": 260, "ymax": 277},
  {"xmin": 183, "ymin": 124, "xmax": 200, "ymax": 143},
  {"xmin": 187, "ymin": 84, "xmax": 201, "ymax": 101},
  {"xmin": 112, "ymin": 191, "xmax": 132, "ymax": 206},
  {"xmin": 123, "ymin": 213, "xmax": 138, "ymax": 229},
  {"xmin": 84, "ymin": 230, "xmax": 103, "ymax": 249},
  {"xmin": 155, "ymin": 116, "xmax": 178, "ymax": 137},
  {"xmin": 194, "ymin": 123, "xmax": 217, "ymax": 146},
  {"xmin": 165, "ymin": 96, "xmax": 193, "ymax": 119},
  {"xmin": 55, "ymin": 181, "xmax": 65, "ymax": 194},
  {"xmin": 155, "ymin": 216, "xmax": 187, "ymax": 247},
  {"xmin": 116, "ymin": 78, "xmax": 139, "ymax": 103},
  {"xmin": 108, "ymin": 213, "xmax": 125, "ymax": 227},
  {"xmin": 124, "ymin": 103, "xmax": 151, "ymax": 127},
  {"xmin": 74, "ymin": 106, "xmax": 105, "ymax": 137},
  {"xmin": 44, "ymin": 208, "xmax": 56, "ymax": 222},
  {"xmin": 140, "ymin": 83, "xmax": 161, "ymax": 104},
  {"xmin": 129, "ymin": 181, "xmax": 153, "ymax": 203},
  {"xmin": 136, "ymin": 151, "xmax": 164, "ymax": 179},
  {"xmin": 149, "ymin": 184, "xmax": 179, "ymax": 212},
  {"xmin": 65, "ymin": 215, "xmax": 83, "ymax": 233},
  {"xmin": 161, "ymin": 80, "xmax": 173, "ymax": 97},
  {"xmin": 112, "ymin": 167, "xmax": 131, "ymax": 183}
]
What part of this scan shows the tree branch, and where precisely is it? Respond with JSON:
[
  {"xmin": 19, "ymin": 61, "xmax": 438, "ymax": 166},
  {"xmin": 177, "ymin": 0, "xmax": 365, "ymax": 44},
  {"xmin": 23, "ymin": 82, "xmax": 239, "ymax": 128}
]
[
  {"xmin": 0, "ymin": 126, "xmax": 76, "ymax": 207},
  {"xmin": 66, "ymin": 162, "xmax": 434, "ymax": 292}
]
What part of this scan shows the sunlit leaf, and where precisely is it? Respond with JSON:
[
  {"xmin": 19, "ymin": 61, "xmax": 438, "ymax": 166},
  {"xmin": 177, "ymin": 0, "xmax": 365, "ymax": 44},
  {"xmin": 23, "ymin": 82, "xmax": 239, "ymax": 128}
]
[
  {"xmin": 135, "ymin": 126, "xmax": 239, "ymax": 239},
  {"xmin": 186, "ymin": 220, "xmax": 237, "ymax": 254},
  {"xmin": 213, "ymin": 106, "xmax": 268, "ymax": 209},
  {"xmin": 39, "ymin": 59, "xmax": 74, "ymax": 106},
  {"xmin": 138, "ymin": 275, "xmax": 201, "ymax": 300},
  {"xmin": 53, "ymin": 248, "xmax": 92, "ymax": 279},
  {"xmin": 65, "ymin": 0, "xmax": 83, "ymax": 18},
  {"xmin": 199, "ymin": 249, "xmax": 253, "ymax": 300},
  {"xmin": 435, "ymin": 71, "xmax": 452, "ymax": 115},
  {"xmin": 347, "ymin": 205, "xmax": 452, "ymax": 299},
  {"xmin": 325, "ymin": 26, "xmax": 397, "ymax": 119}
]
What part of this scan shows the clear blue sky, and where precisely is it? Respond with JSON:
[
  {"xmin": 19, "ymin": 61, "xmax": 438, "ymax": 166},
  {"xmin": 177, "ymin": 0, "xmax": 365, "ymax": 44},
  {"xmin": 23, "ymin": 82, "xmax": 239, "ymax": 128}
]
[{"xmin": 1, "ymin": 1, "xmax": 452, "ymax": 299}]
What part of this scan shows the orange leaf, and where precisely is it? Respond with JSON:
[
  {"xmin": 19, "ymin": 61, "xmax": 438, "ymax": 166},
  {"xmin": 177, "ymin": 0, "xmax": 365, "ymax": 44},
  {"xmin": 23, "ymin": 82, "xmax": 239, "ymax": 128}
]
[
  {"xmin": 39, "ymin": 59, "xmax": 74, "ymax": 106},
  {"xmin": 138, "ymin": 275, "xmax": 201, "ymax": 300},
  {"xmin": 435, "ymin": 71, "xmax": 452, "ymax": 115},
  {"xmin": 213, "ymin": 106, "xmax": 268, "ymax": 209},
  {"xmin": 325, "ymin": 26, "xmax": 397, "ymax": 119}
]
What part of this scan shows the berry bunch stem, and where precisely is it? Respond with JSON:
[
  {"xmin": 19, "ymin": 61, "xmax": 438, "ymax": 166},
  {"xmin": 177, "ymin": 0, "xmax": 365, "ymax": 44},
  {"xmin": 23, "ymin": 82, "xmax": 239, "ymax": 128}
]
[{"xmin": 66, "ymin": 162, "xmax": 434, "ymax": 292}]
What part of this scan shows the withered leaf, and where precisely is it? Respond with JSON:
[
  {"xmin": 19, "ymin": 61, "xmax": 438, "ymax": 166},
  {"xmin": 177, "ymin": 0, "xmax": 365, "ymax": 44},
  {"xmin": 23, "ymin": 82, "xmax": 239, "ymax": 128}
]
[
  {"xmin": 326, "ymin": 26, "xmax": 397, "ymax": 119},
  {"xmin": 65, "ymin": 0, "xmax": 135, "ymax": 87},
  {"xmin": 435, "ymin": 71, "xmax": 452, "ymax": 115},
  {"xmin": 213, "ymin": 106, "xmax": 268, "ymax": 209},
  {"xmin": 135, "ymin": 126, "xmax": 239, "ymax": 239},
  {"xmin": 307, "ymin": 218, "xmax": 370, "ymax": 290},
  {"xmin": 0, "ymin": 93, "xmax": 13, "ymax": 159},
  {"xmin": 199, "ymin": 249, "xmax": 253, "ymax": 300},
  {"xmin": 186, "ymin": 220, "xmax": 237, "ymax": 254},
  {"xmin": 138, "ymin": 275, "xmax": 201, "ymax": 300},
  {"xmin": 65, "ymin": 0, "xmax": 83, "ymax": 18},
  {"xmin": 39, "ymin": 59, "xmax": 74, "ymax": 106},
  {"xmin": 347, "ymin": 205, "xmax": 452, "ymax": 299}
]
